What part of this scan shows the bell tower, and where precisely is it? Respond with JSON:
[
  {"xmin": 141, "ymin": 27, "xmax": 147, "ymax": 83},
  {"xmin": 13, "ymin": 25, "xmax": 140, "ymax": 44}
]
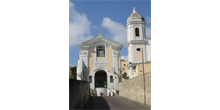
[{"xmin": 126, "ymin": 7, "xmax": 150, "ymax": 78}]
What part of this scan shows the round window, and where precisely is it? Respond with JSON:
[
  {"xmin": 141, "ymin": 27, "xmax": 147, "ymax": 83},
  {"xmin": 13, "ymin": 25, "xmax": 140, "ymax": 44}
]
[
  {"xmin": 123, "ymin": 64, "xmax": 126, "ymax": 66},
  {"xmin": 136, "ymin": 48, "xmax": 141, "ymax": 52}
]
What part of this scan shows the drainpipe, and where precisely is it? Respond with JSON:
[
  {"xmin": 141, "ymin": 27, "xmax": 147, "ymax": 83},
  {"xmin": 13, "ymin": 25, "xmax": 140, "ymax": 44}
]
[{"xmin": 142, "ymin": 47, "xmax": 146, "ymax": 105}]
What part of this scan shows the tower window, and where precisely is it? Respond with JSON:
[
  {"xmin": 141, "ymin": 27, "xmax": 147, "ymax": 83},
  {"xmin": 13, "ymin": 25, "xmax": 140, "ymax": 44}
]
[
  {"xmin": 135, "ymin": 28, "xmax": 139, "ymax": 36},
  {"xmin": 96, "ymin": 45, "xmax": 105, "ymax": 57},
  {"xmin": 123, "ymin": 64, "xmax": 126, "ymax": 66}
]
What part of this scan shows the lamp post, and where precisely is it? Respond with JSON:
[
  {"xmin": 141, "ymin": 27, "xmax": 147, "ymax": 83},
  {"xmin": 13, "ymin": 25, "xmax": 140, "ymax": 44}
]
[
  {"xmin": 88, "ymin": 67, "xmax": 90, "ymax": 97},
  {"xmin": 118, "ymin": 68, "xmax": 121, "ymax": 82},
  {"xmin": 142, "ymin": 47, "xmax": 146, "ymax": 105},
  {"xmin": 87, "ymin": 67, "xmax": 90, "ymax": 82},
  {"xmin": 112, "ymin": 68, "xmax": 115, "ymax": 96},
  {"xmin": 118, "ymin": 68, "xmax": 120, "ymax": 94}
]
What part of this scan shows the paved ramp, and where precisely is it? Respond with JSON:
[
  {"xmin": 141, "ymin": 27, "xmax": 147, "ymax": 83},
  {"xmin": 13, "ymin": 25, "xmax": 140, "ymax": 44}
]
[{"xmin": 83, "ymin": 96, "xmax": 151, "ymax": 110}]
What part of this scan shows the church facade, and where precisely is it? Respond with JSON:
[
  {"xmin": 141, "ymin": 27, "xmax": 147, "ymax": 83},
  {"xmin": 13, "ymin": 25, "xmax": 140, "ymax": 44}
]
[{"xmin": 76, "ymin": 7, "xmax": 151, "ymax": 96}]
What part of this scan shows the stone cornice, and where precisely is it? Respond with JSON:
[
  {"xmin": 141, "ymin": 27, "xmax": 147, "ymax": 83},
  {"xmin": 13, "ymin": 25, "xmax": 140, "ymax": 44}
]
[
  {"xmin": 126, "ymin": 21, "xmax": 146, "ymax": 25},
  {"xmin": 126, "ymin": 21, "xmax": 146, "ymax": 29},
  {"xmin": 112, "ymin": 45, "xmax": 123, "ymax": 50},
  {"xmin": 78, "ymin": 45, "xmax": 90, "ymax": 50},
  {"xmin": 126, "ymin": 39, "xmax": 150, "ymax": 48}
]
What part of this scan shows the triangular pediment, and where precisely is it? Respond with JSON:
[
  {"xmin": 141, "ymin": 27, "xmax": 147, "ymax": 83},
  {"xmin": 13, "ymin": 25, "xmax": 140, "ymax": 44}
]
[{"xmin": 80, "ymin": 35, "xmax": 123, "ymax": 49}]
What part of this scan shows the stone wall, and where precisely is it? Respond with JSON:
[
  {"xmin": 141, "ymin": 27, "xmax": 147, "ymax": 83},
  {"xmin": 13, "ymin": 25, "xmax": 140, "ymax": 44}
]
[
  {"xmin": 69, "ymin": 79, "xmax": 89, "ymax": 109},
  {"xmin": 119, "ymin": 72, "xmax": 151, "ymax": 106}
]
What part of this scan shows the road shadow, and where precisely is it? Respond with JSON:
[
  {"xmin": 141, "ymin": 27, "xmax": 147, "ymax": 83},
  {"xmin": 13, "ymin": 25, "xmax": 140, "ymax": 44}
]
[{"xmin": 83, "ymin": 96, "xmax": 110, "ymax": 110}]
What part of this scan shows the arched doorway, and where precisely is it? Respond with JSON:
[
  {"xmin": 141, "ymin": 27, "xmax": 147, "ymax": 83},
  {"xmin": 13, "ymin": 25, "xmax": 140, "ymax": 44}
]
[{"xmin": 95, "ymin": 70, "xmax": 107, "ymax": 88}]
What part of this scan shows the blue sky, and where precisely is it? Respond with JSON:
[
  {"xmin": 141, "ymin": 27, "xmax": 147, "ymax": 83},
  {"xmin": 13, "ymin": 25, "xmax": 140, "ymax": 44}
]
[{"xmin": 69, "ymin": 0, "xmax": 151, "ymax": 67}]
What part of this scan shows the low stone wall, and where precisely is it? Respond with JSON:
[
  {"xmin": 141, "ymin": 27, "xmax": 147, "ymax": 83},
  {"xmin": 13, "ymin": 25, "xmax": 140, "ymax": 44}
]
[
  {"xmin": 119, "ymin": 72, "xmax": 151, "ymax": 106},
  {"xmin": 69, "ymin": 79, "xmax": 89, "ymax": 109}
]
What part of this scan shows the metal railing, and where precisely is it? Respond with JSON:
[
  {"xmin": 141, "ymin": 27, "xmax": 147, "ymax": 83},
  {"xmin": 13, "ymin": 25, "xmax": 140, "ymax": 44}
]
[{"xmin": 107, "ymin": 88, "xmax": 118, "ymax": 96}]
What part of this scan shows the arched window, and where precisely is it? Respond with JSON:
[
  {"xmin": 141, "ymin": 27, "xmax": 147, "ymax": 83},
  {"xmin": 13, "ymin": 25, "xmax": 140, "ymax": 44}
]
[
  {"xmin": 135, "ymin": 28, "xmax": 139, "ymax": 36},
  {"xmin": 110, "ymin": 76, "xmax": 113, "ymax": 83},
  {"xmin": 96, "ymin": 45, "xmax": 105, "ymax": 57}
]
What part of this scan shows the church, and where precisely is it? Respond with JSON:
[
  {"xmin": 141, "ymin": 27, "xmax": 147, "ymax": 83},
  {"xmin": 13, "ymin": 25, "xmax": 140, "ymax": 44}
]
[{"xmin": 76, "ymin": 7, "xmax": 151, "ymax": 96}]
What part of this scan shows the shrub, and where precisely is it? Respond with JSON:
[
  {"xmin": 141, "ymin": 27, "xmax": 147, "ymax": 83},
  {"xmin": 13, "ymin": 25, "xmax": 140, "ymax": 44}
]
[
  {"xmin": 69, "ymin": 74, "xmax": 74, "ymax": 79},
  {"xmin": 116, "ymin": 90, "xmax": 119, "ymax": 94},
  {"xmin": 100, "ymin": 92, "xmax": 103, "ymax": 95}
]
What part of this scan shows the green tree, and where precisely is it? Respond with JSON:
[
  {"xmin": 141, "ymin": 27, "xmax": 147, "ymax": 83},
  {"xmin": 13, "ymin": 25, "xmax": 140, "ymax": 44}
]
[{"xmin": 70, "ymin": 66, "xmax": 77, "ymax": 79}]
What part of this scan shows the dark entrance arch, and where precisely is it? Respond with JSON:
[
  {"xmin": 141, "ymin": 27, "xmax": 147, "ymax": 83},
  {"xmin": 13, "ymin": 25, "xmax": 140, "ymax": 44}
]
[{"xmin": 95, "ymin": 70, "xmax": 107, "ymax": 88}]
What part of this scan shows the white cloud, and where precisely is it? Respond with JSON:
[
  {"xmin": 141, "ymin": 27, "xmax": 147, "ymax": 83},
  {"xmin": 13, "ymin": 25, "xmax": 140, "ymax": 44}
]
[
  {"xmin": 69, "ymin": 2, "xmax": 94, "ymax": 47},
  {"xmin": 101, "ymin": 17, "xmax": 127, "ymax": 45},
  {"xmin": 121, "ymin": 55, "xmax": 128, "ymax": 61},
  {"xmin": 93, "ymin": 25, "xmax": 99, "ymax": 29},
  {"xmin": 146, "ymin": 27, "xmax": 151, "ymax": 38},
  {"xmin": 69, "ymin": 1, "xmax": 74, "ymax": 8}
]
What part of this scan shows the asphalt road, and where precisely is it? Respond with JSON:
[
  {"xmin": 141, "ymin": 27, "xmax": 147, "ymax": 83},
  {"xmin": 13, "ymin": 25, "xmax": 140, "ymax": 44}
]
[{"xmin": 83, "ymin": 96, "xmax": 151, "ymax": 110}]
